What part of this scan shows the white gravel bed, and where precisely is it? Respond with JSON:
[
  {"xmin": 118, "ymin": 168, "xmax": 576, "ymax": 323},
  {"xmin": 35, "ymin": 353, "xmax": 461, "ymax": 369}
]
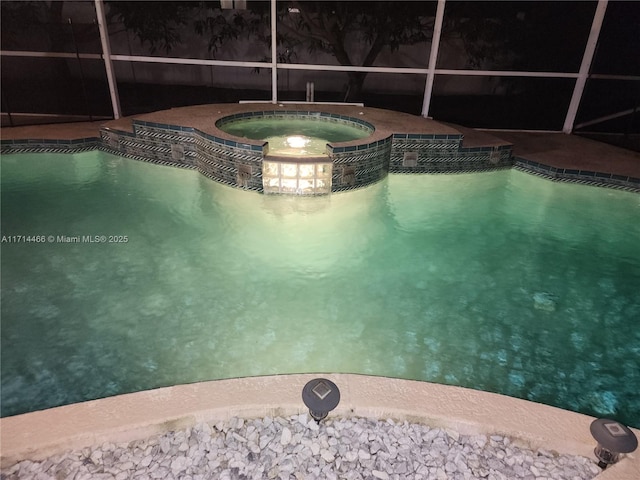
[{"xmin": 2, "ymin": 415, "xmax": 602, "ymax": 480}]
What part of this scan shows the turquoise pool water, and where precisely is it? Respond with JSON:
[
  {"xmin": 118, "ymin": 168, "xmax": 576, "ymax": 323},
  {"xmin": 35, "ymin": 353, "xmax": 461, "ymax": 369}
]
[
  {"xmin": 218, "ymin": 117, "xmax": 371, "ymax": 156},
  {"xmin": 1, "ymin": 151, "xmax": 639, "ymax": 427}
]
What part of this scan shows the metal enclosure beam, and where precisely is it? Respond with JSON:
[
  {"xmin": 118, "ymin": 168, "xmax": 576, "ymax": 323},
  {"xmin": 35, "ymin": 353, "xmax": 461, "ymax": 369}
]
[
  {"xmin": 271, "ymin": 0, "xmax": 278, "ymax": 103},
  {"xmin": 2, "ymin": 0, "xmax": 627, "ymax": 130},
  {"xmin": 421, "ymin": 0, "xmax": 446, "ymax": 117},
  {"xmin": 562, "ymin": 0, "xmax": 608, "ymax": 134},
  {"xmin": 95, "ymin": 0, "xmax": 121, "ymax": 119}
]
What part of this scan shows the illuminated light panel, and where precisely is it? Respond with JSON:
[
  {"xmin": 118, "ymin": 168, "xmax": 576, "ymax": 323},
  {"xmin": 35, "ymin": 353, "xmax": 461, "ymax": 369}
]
[
  {"xmin": 267, "ymin": 177, "xmax": 280, "ymax": 188},
  {"xmin": 262, "ymin": 134, "xmax": 329, "ymax": 157},
  {"xmin": 263, "ymin": 162, "xmax": 279, "ymax": 176},
  {"xmin": 299, "ymin": 179, "xmax": 314, "ymax": 191},
  {"xmin": 281, "ymin": 178, "xmax": 298, "ymax": 189},
  {"xmin": 282, "ymin": 164, "xmax": 297, "ymax": 177},
  {"xmin": 262, "ymin": 161, "xmax": 333, "ymax": 195},
  {"xmin": 299, "ymin": 164, "xmax": 315, "ymax": 178}
]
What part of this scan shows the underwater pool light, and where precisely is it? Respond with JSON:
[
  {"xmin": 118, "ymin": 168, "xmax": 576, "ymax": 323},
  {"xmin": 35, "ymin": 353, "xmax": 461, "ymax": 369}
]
[
  {"xmin": 286, "ymin": 135, "xmax": 309, "ymax": 149},
  {"xmin": 262, "ymin": 161, "xmax": 332, "ymax": 195},
  {"xmin": 590, "ymin": 418, "xmax": 638, "ymax": 469}
]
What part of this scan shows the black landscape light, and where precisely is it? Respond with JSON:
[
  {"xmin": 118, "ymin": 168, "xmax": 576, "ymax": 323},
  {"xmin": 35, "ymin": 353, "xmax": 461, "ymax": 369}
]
[
  {"xmin": 590, "ymin": 418, "xmax": 638, "ymax": 469},
  {"xmin": 302, "ymin": 378, "xmax": 340, "ymax": 423}
]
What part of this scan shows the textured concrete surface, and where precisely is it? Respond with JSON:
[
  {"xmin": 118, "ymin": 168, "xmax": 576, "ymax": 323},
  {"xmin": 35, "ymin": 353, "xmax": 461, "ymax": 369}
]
[{"xmin": 493, "ymin": 130, "xmax": 640, "ymax": 178}]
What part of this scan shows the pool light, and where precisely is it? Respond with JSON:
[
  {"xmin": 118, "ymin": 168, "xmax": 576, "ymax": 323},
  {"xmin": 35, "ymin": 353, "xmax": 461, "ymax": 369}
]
[
  {"xmin": 302, "ymin": 378, "xmax": 340, "ymax": 424},
  {"xmin": 590, "ymin": 418, "xmax": 638, "ymax": 469},
  {"xmin": 285, "ymin": 135, "xmax": 310, "ymax": 149},
  {"xmin": 262, "ymin": 161, "xmax": 332, "ymax": 195}
]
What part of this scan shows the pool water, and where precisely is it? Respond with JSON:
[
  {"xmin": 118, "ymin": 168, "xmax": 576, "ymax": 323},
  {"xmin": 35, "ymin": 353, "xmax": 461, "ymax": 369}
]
[
  {"xmin": 218, "ymin": 118, "xmax": 371, "ymax": 156},
  {"xmin": 1, "ymin": 151, "xmax": 639, "ymax": 427}
]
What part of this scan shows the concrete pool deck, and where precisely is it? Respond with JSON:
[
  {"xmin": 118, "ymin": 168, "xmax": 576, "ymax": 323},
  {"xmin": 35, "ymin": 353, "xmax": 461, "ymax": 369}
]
[{"xmin": 1, "ymin": 375, "xmax": 638, "ymax": 478}]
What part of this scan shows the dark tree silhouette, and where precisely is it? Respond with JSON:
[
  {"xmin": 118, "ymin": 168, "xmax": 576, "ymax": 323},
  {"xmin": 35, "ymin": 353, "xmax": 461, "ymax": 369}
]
[
  {"xmin": 272, "ymin": 1, "xmax": 436, "ymax": 100},
  {"xmin": 106, "ymin": 1, "xmax": 436, "ymax": 101},
  {"xmin": 5, "ymin": 2, "xmax": 598, "ymax": 103}
]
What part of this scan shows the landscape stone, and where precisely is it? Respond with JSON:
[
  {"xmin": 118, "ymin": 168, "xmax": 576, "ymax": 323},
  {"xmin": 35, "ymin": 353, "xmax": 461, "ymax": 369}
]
[{"xmin": 1, "ymin": 415, "xmax": 601, "ymax": 480}]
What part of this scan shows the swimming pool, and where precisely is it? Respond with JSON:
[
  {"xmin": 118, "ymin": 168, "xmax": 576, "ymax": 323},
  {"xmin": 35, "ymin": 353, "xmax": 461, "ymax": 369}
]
[{"xmin": 1, "ymin": 151, "xmax": 639, "ymax": 427}]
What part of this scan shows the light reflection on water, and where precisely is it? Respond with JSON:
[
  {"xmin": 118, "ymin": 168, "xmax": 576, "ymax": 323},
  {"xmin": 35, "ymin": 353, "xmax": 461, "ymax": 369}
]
[
  {"xmin": 219, "ymin": 117, "xmax": 371, "ymax": 156},
  {"xmin": 1, "ymin": 151, "xmax": 639, "ymax": 428}
]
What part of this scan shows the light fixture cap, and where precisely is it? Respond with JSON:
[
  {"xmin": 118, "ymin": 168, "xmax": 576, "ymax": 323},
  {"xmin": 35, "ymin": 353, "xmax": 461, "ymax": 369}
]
[
  {"xmin": 590, "ymin": 419, "xmax": 638, "ymax": 453},
  {"xmin": 302, "ymin": 378, "xmax": 340, "ymax": 413}
]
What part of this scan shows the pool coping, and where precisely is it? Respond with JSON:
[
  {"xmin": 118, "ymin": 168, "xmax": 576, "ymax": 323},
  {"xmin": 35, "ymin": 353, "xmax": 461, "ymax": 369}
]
[{"xmin": 1, "ymin": 374, "xmax": 638, "ymax": 478}]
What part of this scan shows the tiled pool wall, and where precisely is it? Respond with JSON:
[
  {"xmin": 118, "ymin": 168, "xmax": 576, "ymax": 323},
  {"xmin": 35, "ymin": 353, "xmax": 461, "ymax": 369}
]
[
  {"xmin": 514, "ymin": 157, "xmax": 640, "ymax": 192},
  {"xmin": 3, "ymin": 117, "xmax": 640, "ymax": 193},
  {"xmin": 390, "ymin": 134, "xmax": 512, "ymax": 173},
  {"xmin": 101, "ymin": 119, "xmax": 267, "ymax": 191},
  {"xmin": 194, "ymin": 132, "xmax": 265, "ymax": 192},
  {"xmin": 329, "ymin": 138, "xmax": 392, "ymax": 191},
  {"xmin": 0, "ymin": 137, "xmax": 100, "ymax": 154}
]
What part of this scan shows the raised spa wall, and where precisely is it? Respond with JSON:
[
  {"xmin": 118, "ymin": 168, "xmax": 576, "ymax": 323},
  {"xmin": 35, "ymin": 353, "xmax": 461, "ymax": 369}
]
[{"xmin": 94, "ymin": 109, "xmax": 513, "ymax": 194}]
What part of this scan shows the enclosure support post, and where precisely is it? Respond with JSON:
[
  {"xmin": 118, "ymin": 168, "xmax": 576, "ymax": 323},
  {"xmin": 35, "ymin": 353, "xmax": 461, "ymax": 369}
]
[
  {"xmin": 271, "ymin": 0, "xmax": 278, "ymax": 103},
  {"xmin": 1, "ymin": 89, "xmax": 14, "ymax": 127},
  {"xmin": 95, "ymin": 0, "xmax": 121, "ymax": 119},
  {"xmin": 562, "ymin": 0, "xmax": 608, "ymax": 134},
  {"xmin": 421, "ymin": 0, "xmax": 446, "ymax": 118},
  {"xmin": 69, "ymin": 18, "xmax": 93, "ymax": 121}
]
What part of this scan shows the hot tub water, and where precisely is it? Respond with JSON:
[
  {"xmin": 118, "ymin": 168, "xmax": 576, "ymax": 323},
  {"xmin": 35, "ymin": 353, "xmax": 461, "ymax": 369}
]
[{"xmin": 218, "ymin": 117, "xmax": 371, "ymax": 156}]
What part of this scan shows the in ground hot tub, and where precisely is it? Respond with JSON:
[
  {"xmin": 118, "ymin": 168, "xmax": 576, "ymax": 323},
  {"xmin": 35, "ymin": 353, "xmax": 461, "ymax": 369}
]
[
  {"xmin": 98, "ymin": 104, "xmax": 514, "ymax": 196},
  {"xmin": 216, "ymin": 111, "xmax": 376, "ymax": 195},
  {"xmin": 216, "ymin": 113, "xmax": 373, "ymax": 156}
]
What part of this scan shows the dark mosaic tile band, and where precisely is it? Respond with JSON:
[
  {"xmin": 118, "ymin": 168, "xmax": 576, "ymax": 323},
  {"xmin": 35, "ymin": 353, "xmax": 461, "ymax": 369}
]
[
  {"xmin": 514, "ymin": 158, "xmax": 640, "ymax": 192},
  {"xmin": 99, "ymin": 144, "xmax": 197, "ymax": 171},
  {"xmin": 194, "ymin": 133, "xmax": 264, "ymax": 192},
  {"xmin": 388, "ymin": 136, "xmax": 511, "ymax": 174},
  {"xmin": 331, "ymin": 142, "xmax": 391, "ymax": 191},
  {"xmin": 0, "ymin": 137, "xmax": 100, "ymax": 154}
]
